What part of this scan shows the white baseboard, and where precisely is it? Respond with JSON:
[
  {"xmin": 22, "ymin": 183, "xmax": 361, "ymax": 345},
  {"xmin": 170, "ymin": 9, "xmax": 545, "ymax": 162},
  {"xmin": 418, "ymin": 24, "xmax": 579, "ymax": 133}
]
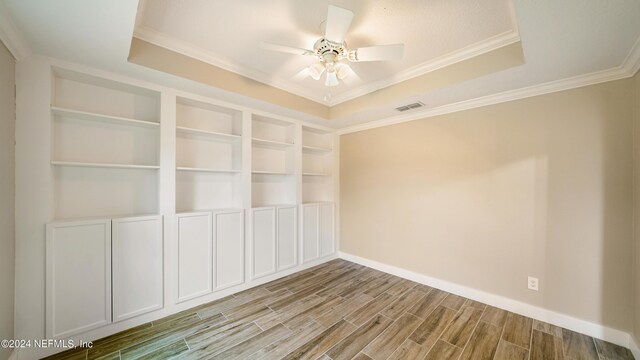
[
  {"xmin": 338, "ymin": 251, "xmax": 634, "ymax": 350},
  {"xmin": 629, "ymin": 334, "xmax": 640, "ymax": 359}
]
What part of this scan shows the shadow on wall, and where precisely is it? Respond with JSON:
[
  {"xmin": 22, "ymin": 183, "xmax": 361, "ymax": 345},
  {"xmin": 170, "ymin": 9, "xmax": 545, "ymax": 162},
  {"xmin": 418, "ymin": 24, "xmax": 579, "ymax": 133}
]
[{"xmin": 339, "ymin": 78, "xmax": 634, "ymax": 332}]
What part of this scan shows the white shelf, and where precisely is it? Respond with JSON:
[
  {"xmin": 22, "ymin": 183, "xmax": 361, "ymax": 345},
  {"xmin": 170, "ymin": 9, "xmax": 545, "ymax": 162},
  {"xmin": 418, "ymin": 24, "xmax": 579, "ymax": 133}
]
[
  {"xmin": 252, "ymin": 170, "xmax": 293, "ymax": 175},
  {"xmin": 51, "ymin": 161, "xmax": 160, "ymax": 170},
  {"xmin": 176, "ymin": 126, "xmax": 241, "ymax": 141},
  {"xmin": 302, "ymin": 145, "xmax": 332, "ymax": 154},
  {"xmin": 51, "ymin": 106, "xmax": 159, "ymax": 128},
  {"xmin": 252, "ymin": 138, "xmax": 294, "ymax": 148},
  {"xmin": 303, "ymin": 172, "xmax": 331, "ymax": 177},
  {"xmin": 176, "ymin": 167, "xmax": 241, "ymax": 173}
]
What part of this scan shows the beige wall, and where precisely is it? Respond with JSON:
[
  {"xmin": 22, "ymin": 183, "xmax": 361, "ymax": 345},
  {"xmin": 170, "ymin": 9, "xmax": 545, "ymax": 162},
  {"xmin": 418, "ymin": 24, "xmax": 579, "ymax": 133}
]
[
  {"xmin": 634, "ymin": 69, "xmax": 640, "ymax": 343},
  {"xmin": 0, "ymin": 41, "xmax": 15, "ymax": 359},
  {"xmin": 341, "ymin": 79, "xmax": 634, "ymax": 331}
]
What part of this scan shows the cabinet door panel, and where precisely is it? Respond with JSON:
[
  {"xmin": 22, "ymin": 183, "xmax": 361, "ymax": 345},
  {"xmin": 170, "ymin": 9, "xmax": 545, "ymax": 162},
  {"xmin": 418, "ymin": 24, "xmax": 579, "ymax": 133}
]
[
  {"xmin": 320, "ymin": 203, "xmax": 335, "ymax": 257},
  {"xmin": 252, "ymin": 207, "xmax": 276, "ymax": 279},
  {"xmin": 177, "ymin": 212, "xmax": 213, "ymax": 302},
  {"xmin": 277, "ymin": 206, "xmax": 297, "ymax": 271},
  {"xmin": 215, "ymin": 210, "xmax": 244, "ymax": 290},
  {"xmin": 46, "ymin": 220, "xmax": 111, "ymax": 338},
  {"xmin": 302, "ymin": 204, "xmax": 320, "ymax": 263},
  {"xmin": 112, "ymin": 215, "xmax": 163, "ymax": 322}
]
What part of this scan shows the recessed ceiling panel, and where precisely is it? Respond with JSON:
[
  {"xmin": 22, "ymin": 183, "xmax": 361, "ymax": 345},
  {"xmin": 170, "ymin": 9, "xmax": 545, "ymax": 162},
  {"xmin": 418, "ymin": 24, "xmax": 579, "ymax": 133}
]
[{"xmin": 135, "ymin": 0, "xmax": 518, "ymax": 104}]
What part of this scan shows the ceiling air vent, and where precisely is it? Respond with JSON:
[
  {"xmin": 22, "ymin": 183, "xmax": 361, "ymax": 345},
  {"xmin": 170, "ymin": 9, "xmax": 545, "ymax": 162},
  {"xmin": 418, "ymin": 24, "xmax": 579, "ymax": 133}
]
[{"xmin": 395, "ymin": 101, "xmax": 425, "ymax": 112}]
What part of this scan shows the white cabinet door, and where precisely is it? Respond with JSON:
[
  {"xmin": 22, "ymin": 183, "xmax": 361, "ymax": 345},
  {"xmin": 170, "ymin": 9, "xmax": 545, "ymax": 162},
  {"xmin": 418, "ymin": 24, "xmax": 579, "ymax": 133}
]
[
  {"xmin": 277, "ymin": 205, "xmax": 297, "ymax": 271},
  {"xmin": 177, "ymin": 212, "xmax": 213, "ymax": 302},
  {"xmin": 46, "ymin": 219, "xmax": 112, "ymax": 338},
  {"xmin": 112, "ymin": 215, "xmax": 163, "ymax": 322},
  {"xmin": 320, "ymin": 203, "xmax": 335, "ymax": 257},
  {"xmin": 251, "ymin": 207, "xmax": 276, "ymax": 279},
  {"xmin": 214, "ymin": 209, "xmax": 244, "ymax": 290},
  {"xmin": 302, "ymin": 204, "xmax": 320, "ymax": 263}
]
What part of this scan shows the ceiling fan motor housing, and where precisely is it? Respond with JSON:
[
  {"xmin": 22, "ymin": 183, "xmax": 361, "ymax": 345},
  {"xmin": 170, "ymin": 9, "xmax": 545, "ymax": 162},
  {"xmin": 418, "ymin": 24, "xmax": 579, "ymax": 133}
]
[{"xmin": 314, "ymin": 38, "xmax": 347, "ymax": 63}]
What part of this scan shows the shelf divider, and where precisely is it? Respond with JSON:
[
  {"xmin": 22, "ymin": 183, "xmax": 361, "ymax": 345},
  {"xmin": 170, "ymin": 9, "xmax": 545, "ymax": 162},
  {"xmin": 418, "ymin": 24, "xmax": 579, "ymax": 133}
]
[{"xmin": 51, "ymin": 106, "xmax": 159, "ymax": 128}]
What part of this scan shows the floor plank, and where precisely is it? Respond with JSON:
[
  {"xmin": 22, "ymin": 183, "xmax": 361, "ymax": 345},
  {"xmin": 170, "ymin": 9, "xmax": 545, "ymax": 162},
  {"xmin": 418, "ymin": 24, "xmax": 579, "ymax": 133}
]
[
  {"xmin": 387, "ymin": 339, "xmax": 432, "ymax": 360},
  {"xmin": 379, "ymin": 288, "xmax": 426, "ymax": 319},
  {"xmin": 282, "ymin": 320, "xmax": 356, "ymax": 360},
  {"xmin": 562, "ymin": 328, "xmax": 599, "ymax": 360},
  {"xmin": 326, "ymin": 314, "xmax": 394, "ymax": 360},
  {"xmin": 362, "ymin": 313, "xmax": 422, "ymax": 360},
  {"xmin": 440, "ymin": 293, "xmax": 467, "ymax": 311},
  {"xmin": 533, "ymin": 319, "xmax": 563, "ymax": 337},
  {"xmin": 209, "ymin": 323, "xmax": 292, "ymax": 360},
  {"xmin": 501, "ymin": 312, "xmax": 533, "ymax": 349},
  {"xmin": 408, "ymin": 288, "xmax": 449, "ymax": 318},
  {"xmin": 480, "ymin": 306, "xmax": 508, "ymax": 328},
  {"xmin": 246, "ymin": 321, "xmax": 325, "ymax": 360},
  {"xmin": 135, "ymin": 339, "xmax": 189, "ymax": 360},
  {"xmin": 530, "ymin": 329, "xmax": 563, "ymax": 360},
  {"xmin": 408, "ymin": 305, "xmax": 457, "ymax": 347},
  {"xmin": 594, "ymin": 338, "xmax": 635, "ymax": 360},
  {"xmin": 494, "ymin": 339, "xmax": 529, "ymax": 360},
  {"xmin": 424, "ymin": 340, "xmax": 463, "ymax": 360},
  {"xmin": 440, "ymin": 305, "xmax": 484, "ymax": 347},
  {"xmin": 459, "ymin": 321, "xmax": 502, "ymax": 360},
  {"xmin": 345, "ymin": 292, "xmax": 396, "ymax": 327}
]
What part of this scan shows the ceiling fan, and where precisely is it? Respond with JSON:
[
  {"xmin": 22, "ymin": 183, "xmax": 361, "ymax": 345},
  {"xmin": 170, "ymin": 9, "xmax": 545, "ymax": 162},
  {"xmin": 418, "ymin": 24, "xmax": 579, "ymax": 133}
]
[{"xmin": 261, "ymin": 5, "xmax": 405, "ymax": 87}]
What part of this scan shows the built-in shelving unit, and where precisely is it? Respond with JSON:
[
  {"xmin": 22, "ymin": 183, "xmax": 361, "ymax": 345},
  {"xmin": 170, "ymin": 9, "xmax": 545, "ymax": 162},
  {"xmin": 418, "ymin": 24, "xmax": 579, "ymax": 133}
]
[
  {"xmin": 51, "ymin": 67, "xmax": 161, "ymax": 220},
  {"xmin": 29, "ymin": 61, "xmax": 341, "ymax": 357},
  {"xmin": 251, "ymin": 114, "xmax": 297, "ymax": 207},
  {"xmin": 302, "ymin": 126, "xmax": 334, "ymax": 203},
  {"xmin": 176, "ymin": 97, "xmax": 244, "ymax": 213}
]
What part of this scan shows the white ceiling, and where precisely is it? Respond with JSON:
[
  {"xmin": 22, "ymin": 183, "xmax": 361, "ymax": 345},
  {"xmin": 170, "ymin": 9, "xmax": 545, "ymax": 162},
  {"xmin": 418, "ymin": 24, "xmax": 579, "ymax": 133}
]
[
  {"xmin": 2, "ymin": 0, "xmax": 640, "ymax": 130},
  {"xmin": 134, "ymin": 0, "xmax": 517, "ymax": 105}
]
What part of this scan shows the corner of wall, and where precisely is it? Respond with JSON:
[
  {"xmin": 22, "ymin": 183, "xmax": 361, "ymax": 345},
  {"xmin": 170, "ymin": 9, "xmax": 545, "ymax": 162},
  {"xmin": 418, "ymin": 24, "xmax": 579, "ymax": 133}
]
[{"xmin": 634, "ymin": 67, "xmax": 640, "ymax": 348}]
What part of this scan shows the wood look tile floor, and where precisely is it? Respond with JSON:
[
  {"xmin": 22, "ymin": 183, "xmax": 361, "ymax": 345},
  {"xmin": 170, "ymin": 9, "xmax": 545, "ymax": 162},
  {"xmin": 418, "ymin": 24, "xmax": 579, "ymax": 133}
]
[{"xmin": 44, "ymin": 259, "xmax": 635, "ymax": 360}]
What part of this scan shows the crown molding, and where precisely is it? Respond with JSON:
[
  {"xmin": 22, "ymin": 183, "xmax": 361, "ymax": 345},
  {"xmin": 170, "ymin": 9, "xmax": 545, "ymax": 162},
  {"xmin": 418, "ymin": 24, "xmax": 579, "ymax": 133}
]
[
  {"xmin": 0, "ymin": 1, "xmax": 31, "ymax": 60},
  {"xmin": 328, "ymin": 30, "xmax": 521, "ymax": 106},
  {"xmin": 133, "ymin": 25, "xmax": 329, "ymax": 106},
  {"xmin": 133, "ymin": 25, "xmax": 521, "ymax": 109},
  {"xmin": 338, "ymin": 65, "xmax": 632, "ymax": 135},
  {"xmin": 622, "ymin": 34, "xmax": 640, "ymax": 76}
]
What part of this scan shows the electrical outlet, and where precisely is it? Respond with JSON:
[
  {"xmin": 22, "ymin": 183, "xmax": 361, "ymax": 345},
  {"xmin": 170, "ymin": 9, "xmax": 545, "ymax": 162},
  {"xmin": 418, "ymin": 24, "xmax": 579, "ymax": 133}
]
[{"xmin": 528, "ymin": 276, "xmax": 539, "ymax": 291}]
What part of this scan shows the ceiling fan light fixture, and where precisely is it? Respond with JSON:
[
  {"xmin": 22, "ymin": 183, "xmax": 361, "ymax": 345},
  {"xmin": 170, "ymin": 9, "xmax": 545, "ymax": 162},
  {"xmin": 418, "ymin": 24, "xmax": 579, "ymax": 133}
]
[
  {"xmin": 334, "ymin": 62, "xmax": 350, "ymax": 80},
  {"xmin": 308, "ymin": 62, "xmax": 325, "ymax": 80},
  {"xmin": 325, "ymin": 71, "xmax": 339, "ymax": 87}
]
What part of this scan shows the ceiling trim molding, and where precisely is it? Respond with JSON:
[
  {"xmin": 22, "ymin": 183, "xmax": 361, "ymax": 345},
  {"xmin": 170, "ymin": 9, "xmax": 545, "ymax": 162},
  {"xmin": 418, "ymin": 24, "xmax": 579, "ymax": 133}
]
[
  {"xmin": 337, "ymin": 65, "xmax": 632, "ymax": 135},
  {"xmin": 133, "ymin": 25, "xmax": 329, "ymax": 105},
  {"xmin": 0, "ymin": 2, "xmax": 31, "ymax": 60},
  {"xmin": 133, "ymin": 24, "xmax": 520, "ymax": 108},
  {"xmin": 622, "ymin": 34, "xmax": 640, "ymax": 76},
  {"xmin": 329, "ymin": 30, "xmax": 521, "ymax": 105}
]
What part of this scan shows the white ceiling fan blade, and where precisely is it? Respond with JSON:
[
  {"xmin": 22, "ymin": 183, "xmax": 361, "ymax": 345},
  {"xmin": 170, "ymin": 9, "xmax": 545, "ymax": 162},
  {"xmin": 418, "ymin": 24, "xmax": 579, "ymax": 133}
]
[
  {"xmin": 324, "ymin": 5, "xmax": 354, "ymax": 44},
  {"xmin": 260, "ymin": 42, "xmax": 314, "ymax": 56},
  {"xmin": 348, "ymin": 44, "xmax": 404, "ymax": 62},
  {"xmin": 291, "ymin": 68, "xmax": 311, "ymax": 81}
]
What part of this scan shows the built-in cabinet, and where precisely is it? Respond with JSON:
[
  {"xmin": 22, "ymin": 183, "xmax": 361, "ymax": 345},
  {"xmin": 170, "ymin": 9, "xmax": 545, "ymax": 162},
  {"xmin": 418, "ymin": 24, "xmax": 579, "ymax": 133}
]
[
  {"xmin": 46, "ymin": 215, "xmax": 163, "ymax": 338},
  {"xmin": 42, "ymin": 65, "xmax": 337, "ymax": 345},
  {"xmin": 177, "ymin": 212, "xmax": 213, "ymax": 302},
  {"xmin": 302, "ymin": 202, "xmax": 335, "ymax": 263},
  {"xmin": 112, "ymin": 215, "xmax": 164, "ymax": 322},
  {"xmin": 251, "ymin": 205, "xmax": 297, "ymax": 279},
  {"xmin": 46, "ymin": 219, "xmax": 112, "ymax": 339},
  {"xmin": 177, "ymin": 209, "xmax": 244, "ymax": 302}
]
